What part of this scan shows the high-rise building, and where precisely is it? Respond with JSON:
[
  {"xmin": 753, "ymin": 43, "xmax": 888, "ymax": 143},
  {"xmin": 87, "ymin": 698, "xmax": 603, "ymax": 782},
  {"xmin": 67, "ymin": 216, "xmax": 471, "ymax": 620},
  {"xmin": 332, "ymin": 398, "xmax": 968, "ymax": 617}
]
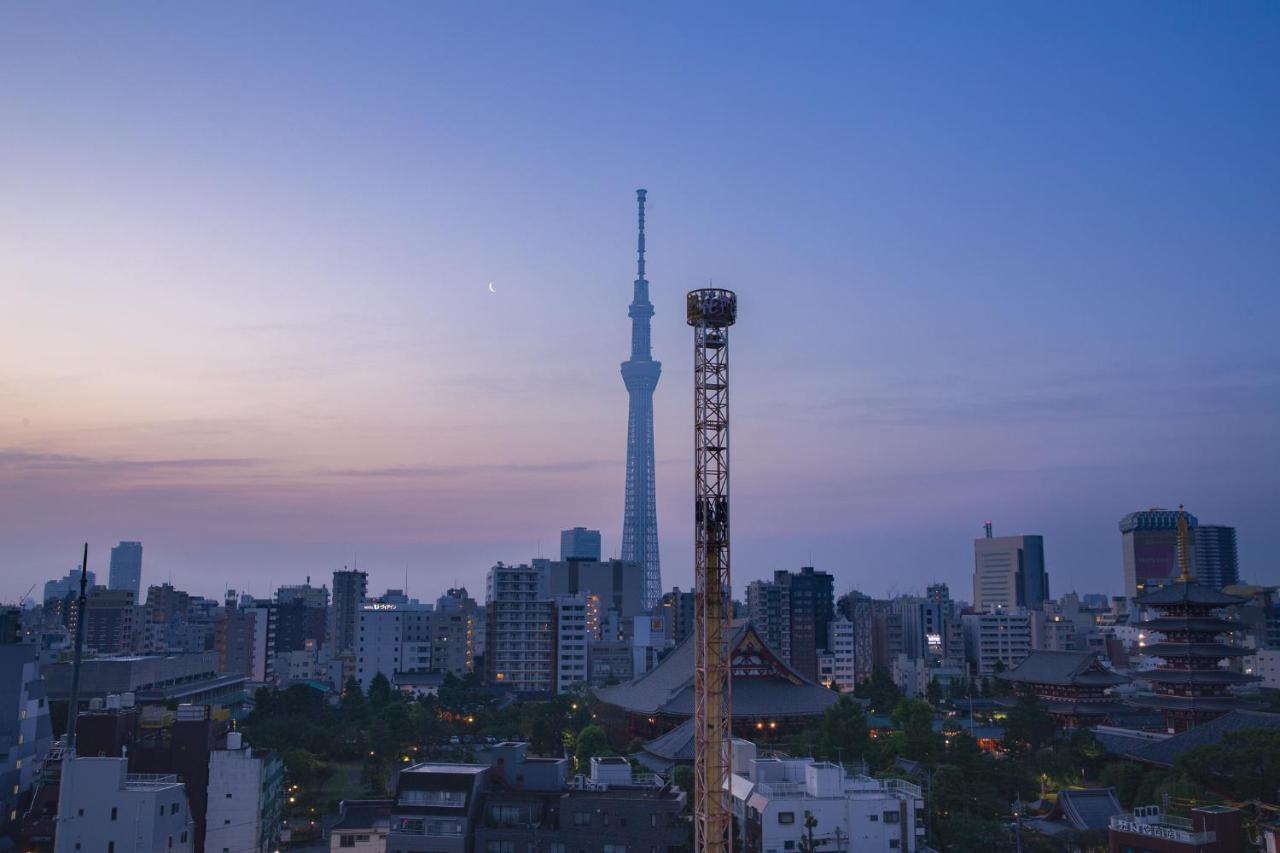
[
  {"xmin": 432, "ymin": 588, "xmax": 478, "ymax": 677},
  {"xmin": 0, "ymin": 644, "xmax": 52, "ymax": 834},
  {"xmin": 620, "ymin": 190, "xmax": 662, "ymax": 610},
  {"xmin": 331, "ymin": 568, "xmax": 368, "ymax": 655},
  {"xmin": 1120, "ymin": 507, "xmax": 1199, "ymax": 598},
  {"xmin": 108, "ymin": 540, "xmax": 143, "ymax": 600},
  {"xmin": 485, "ymin": 562, "xmax": 554, "ymax": 694},
  {"xmin": 745, "ymin": 567, "xmax": 835, "ymax": 682},
  {"xmin": 973, "ymin": 528, "xmax": 1049, "ymax": 611},
  {"xmin": 82, "ymin": 586, "xmax": 136, "ymax": 655},
  {"xmin": 274, "ymin": 581, "xmax": 328, "ymax": 654},
  {"xmin": 539, "ymin": 557, "xmax": 647, "ymax": 621},
  {"xmin": 560, "ymin": 527, "xmax": 602, "ymax": 562},
  {"xmin": 217, "ymin": 593, "xmax": 276, "ymax": 684},
  {"xmin": 1192, "ymin": 525, "xmax": 1239, "ymax": 590},
  {"xmin": 962, "ymin": 608, "xmax": 1034, "ymax": 675},
  {"xmin": 836, "ymin": 590, "xmax": 875, "ymax": 684},
  {"xmin": 553, "ymin": 595, "xmax": 590, "ymax": 693},
  {"xmin": 43, "ymin": 567, "xmax": 95, "ymax": 605},
  {"xmin": 355, "ymin": 598, "xmax": 433, "ymax": 692},
  {"xmin": 825, "ymin": 617, "xmax": 856, "ymax": 690}
]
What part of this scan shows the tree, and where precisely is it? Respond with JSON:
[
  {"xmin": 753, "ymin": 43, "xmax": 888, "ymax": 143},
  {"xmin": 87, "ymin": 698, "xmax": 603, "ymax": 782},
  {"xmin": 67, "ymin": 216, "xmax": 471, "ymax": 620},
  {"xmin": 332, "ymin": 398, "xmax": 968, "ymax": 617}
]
[
  {"xmin": 367, "ymin": 672, "xmax": 394, "ymax": 711},
  {"xmin": 1176, "ymin": 728, "xmax": 1280, "ymax": 801},
  {"xmin": 574, "ymin": 724, "xmax": 611, "ymax": 771},
  {"xmin": 1003, "ymin": 687, "xmax": 1055, "ymax": 754},
  {"xmin": 925, "ymin": 678, "xmax": 943, "ymax": 708},
  {"xmin": 340, "ymin": 677, "xmax": 367, "ymax": 724},
  {"xmin": 797, "ymin": 812, "xmax": 820, "ymax": 853},
  {"xmin": 854, "ymin": 667, "xmax": 902, "ymax": 713},
  {"xmin": 674, "ymin": 765, "xmax": 694, "ymax": 798},
  {"xmin": 1098, "ymin": 762, "xmax": 1145, "ymax": 809},
  {"xmin": 892, "ymin": 699, "xmax": 940, "ymax": 762}
]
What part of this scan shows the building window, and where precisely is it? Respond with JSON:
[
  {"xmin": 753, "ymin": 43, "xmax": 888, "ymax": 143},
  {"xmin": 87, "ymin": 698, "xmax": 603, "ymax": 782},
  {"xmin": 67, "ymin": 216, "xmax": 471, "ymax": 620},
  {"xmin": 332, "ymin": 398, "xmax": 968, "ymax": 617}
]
[
  {"xmin": 573, "ymin": 811, "xmax": 592, "ymax": 826},
  {"xmin": 339, "ymin": 838, "xmax": 355, "ymax": 848},
  {"xmin": 883, "ymin": 811, "xmax": 900, "ymax": 824},
  {"xmin": 869, "ymin": 814, "xmax": 879, "ymax": 821},
  {"xmin": 778, "ymin": 812, "xmax": 795, "ymax": 825},
  {"xmin": 889, "ymin": 841, "xmax": 900, "ymax": 849},
  {"xmin": 602, "ymin": 846, "xmax": 627, "ymax": 853},
  {"xmin": 111, "ymin": 806, "xmax": 118, "ymax": 821}
]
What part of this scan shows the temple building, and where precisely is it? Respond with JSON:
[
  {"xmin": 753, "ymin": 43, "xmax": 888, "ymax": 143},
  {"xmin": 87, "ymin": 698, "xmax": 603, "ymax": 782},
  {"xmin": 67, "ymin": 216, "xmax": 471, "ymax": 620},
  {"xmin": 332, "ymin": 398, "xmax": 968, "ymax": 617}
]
[
  {"xmin": 1132, "ymin": 581, "xmax": 1256, "ymax": 733},
  {"xmin": 998, "ymin": 650, "xmax": 1130, "ymax": 727},
  {"xmin": 594, "ymin": 622, "xmax": 840, "ymax": 742}
]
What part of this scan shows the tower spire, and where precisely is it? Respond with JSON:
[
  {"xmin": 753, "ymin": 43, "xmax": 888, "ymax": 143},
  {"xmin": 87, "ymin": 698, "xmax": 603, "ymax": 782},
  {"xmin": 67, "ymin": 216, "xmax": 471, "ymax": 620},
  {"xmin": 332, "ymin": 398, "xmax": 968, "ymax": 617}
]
[{"xmin": 621, "ymin": 188, "xmax": 662, "ymax": 610}]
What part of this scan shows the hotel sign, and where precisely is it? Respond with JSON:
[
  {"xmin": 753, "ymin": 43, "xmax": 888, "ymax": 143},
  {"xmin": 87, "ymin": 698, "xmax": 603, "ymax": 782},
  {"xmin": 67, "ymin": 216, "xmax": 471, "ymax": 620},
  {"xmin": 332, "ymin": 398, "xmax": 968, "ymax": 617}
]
[{"xmin": 1111, "ymin": 818, "xmax": 1196, "ymax": 844}]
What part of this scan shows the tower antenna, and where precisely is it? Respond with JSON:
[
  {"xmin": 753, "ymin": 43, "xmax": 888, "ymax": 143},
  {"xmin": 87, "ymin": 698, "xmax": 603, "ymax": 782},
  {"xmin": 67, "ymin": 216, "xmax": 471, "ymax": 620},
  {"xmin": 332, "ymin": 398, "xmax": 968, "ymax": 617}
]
[
  {"xmin": 621, "ymin": 189, "xmax": 664, "ymax": 610},
  {"xmin": 687, "ymin": 287, "xmax": 737, "ymax": 853}
]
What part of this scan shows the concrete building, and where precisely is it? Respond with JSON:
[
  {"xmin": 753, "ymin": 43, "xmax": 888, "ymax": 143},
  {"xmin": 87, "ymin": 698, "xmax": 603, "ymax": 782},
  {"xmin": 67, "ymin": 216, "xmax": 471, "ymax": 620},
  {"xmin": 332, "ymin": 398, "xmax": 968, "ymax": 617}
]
[
  {"xmin": 54, "ymin": 757, "xmax": 194, "ymax": 853},
  {"xmin": 554, "ymin": 595, "xmax": 590, "ymax": 693},
  {"xmin": 485, "ymin": 562, "xmax": 555, "ymax": 694},
  {"xmin": 205, "ymin": 731, "xmax": 284, "ymax": 853},
  {"xmin": 560, "ymin": 526, "xmax": 602, "ymax": 561},
  {"xmin": 474, "ymin": 743, "xmax": 686, "ymax": 853},
  {"xmin": 826, "ymin": 617, "xmax": 856, "ymax": 690},
  {"xmin": 275, "ymin": 581, "xmax": 329, "ymax": 655},
  {"xmin": 108, "ymin": 540, "xmax": 144, "ymax": 600},
  {"xmin": 745, "ymin": 567, "xmax": 836, "ymax": 682},
  {"xmin": 330, "ymin": 799, "xmax": 392, "ymax": 851},
  {"xmin": 0, "ymin": 644, "xmax": 53, "ymax": 832},
  {"xmin": 356, "ymin": 599, "xmax": 433, "ymax": 692},
  {"xmin": 1121, "ymin": 507, "xmax": 1198, "ymax": 598},
  {"xmin": 42, "ymin": 653, "xmax": 247, "ymax": 708},
  {"xmin": 1108, "ymin": 804, "xmax": 1244, "ymax": 852},
  {"xmin": 331, "ymin": 569, "xmax": 369, "ymax": 656},
  {"xmin": 1246, "ymin": 647, "xmax": 1280, "ymax": 690},
  {"xmin": 836, "ymin": 591, "xmax": 875, "ymax": 685},
  {"xmin": 973, "ymin": 529, "xmax": 1049, "ymax": 612},
  {"xmin": 43, "ymin": 567, "xmax": 96, "ymax": 606},
  {"xmin": 83, "ymin": 586, "xmax": 136, "ymax": 655},
  {"xmin": 1193, "ymin": 525, "xmax": 1240, "ymax": 591},
  {"xmin": 217, "ymin": 592, "xmax": 276, "ymax": 684},
  {"xmin": 431, "ymin": 588, "xmax": 478, "ymax": 677},
  {"xmin": 540, "ymin": 557, "xmax": 647, "ymax": 622},
  {"xmin": 385, "ymin": 762, "xmax": 488, "ymax": 853},
  {"xmin": 963, "ymin": 608, "xmax": 1034, "ymax": 676},
  {"xmin": 729, "ymin": 742, "xmax": 924, "ymax": 852}
]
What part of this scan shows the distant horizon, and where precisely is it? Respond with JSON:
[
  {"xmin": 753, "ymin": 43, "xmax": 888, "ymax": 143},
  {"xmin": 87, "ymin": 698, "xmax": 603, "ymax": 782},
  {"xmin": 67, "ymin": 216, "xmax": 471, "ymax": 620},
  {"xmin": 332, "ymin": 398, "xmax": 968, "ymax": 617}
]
[{"xmin": 4, "ymin": 5, "xmax": 1277, "ymax": 601}]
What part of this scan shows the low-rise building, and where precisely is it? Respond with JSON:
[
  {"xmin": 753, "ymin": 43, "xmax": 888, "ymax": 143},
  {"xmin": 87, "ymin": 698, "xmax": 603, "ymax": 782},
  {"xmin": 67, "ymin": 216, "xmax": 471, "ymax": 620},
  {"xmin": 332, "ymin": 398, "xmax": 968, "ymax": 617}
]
[
  {"xmin": 998, "ymin": 650, "xmax": 1130, "ymax": 727},
  {"xmin": 963, "ymin": 608, "xmax": 1034, "ymax": 676},
  {"xmin": 1108, "ymin": 804, "xmax": 1244, "ymax": 852},
  {"xmin": 330, "ymin": 799, "xmax": 392, "ymax": 852},
  {"xmin": 54, "ymin": 757, "xmax": 195, "ymax": 853},
  {"xmin": 41, "ymin": 653, "xmax": 247, "ymax": 708},
  {"xmin": 729, "ymin": 742, "xmax": 924, "ymax": 852},
  {"xmin": 0, "ymin": 643, "xmax": 53, "ymax": 832},
  {"xmin": 386, "ymin": 762, "xmax": 488, "ymax": 853},
  {"xmin": 205, "ymin": 731, "xmax": 283, "ymax": 853}
]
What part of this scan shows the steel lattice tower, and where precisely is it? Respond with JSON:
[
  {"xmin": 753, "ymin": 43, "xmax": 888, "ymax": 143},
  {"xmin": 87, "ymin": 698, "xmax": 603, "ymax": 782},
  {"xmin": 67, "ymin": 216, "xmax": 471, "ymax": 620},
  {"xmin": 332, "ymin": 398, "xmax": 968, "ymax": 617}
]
[
  {"xmin": 688, "ymin": 288, "xmax": 736, "ymax": 853},
  {"xmin": 621, "ymin": 189, "xmax": 662, "ymax": 610}
]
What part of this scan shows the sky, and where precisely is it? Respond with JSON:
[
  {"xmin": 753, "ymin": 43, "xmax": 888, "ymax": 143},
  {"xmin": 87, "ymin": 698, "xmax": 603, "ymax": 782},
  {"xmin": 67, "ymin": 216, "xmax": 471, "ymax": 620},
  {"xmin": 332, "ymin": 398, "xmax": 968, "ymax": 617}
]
[{"xmin": 2, "ymin": 4, "xmax": 1278, "ymax": 603}]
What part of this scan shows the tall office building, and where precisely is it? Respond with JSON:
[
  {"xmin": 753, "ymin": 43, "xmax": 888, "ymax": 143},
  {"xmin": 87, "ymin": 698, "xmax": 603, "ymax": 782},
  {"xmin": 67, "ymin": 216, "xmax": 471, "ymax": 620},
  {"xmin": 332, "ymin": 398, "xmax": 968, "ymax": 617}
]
[
  {"xmin": 836, "ymin": 590, "xmax": 875, "ymax": 685},
  {"xmin": 973, "ymin": 527, "xmax": 1049, "ymax": 611},
  {"xmin": 745, "ymin": 567, "xmax": 835, "ymax": 682},
  {"xmin": 539, "ymin": 557, "xmax": 646, "ymax": 621},
  {"xmin": 108, "ymin": 540, "xmax": 143, "ymax": 600},
  {"xmin": 355, "ymin": 598, "xmax": 433, "ymax": 692},
  {"xmin": 330, "ymin": 569, "xmax": 368, "ymax": 655},
  {"xmin": 560, "ymin": 527, "xmax": 602, "ymax": 562},
  {"xmin": 1193, "ymin": 525, "xmax": 1239, "ymax": 590},
  {"xmin": 619, "ymin": 190, "xmax": 663, "ymax": 610},
  {"xmin": 1120, "ymin": 508, "xmax": 1199, "ymax": 598}
]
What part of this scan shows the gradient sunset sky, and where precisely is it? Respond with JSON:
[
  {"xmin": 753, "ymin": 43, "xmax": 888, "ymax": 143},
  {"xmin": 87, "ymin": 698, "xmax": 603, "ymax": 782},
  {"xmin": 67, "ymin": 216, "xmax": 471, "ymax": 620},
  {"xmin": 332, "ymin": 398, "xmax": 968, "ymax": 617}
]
[{"xmin": 2, "ymin": 4, "xmax": 1278, "ymax": 602}]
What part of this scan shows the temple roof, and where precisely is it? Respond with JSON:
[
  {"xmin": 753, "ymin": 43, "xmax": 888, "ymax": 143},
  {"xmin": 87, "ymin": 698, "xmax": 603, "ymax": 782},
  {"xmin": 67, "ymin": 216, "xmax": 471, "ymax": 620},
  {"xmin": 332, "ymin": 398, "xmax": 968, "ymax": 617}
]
[
  {"xmin": 998, "ymin": 650, "xmax": 1129, "ymax": 688},
  {"xmin": 1095, "ymin": 710, "xmax": 1280, "ymax": 767},
  {"xmin": 1041, "ymin": 788, "xmax": 1124, "ymax": 831},
  {"xmin": 595, "ymin": 621, "xmax": 841, "ymax": 719},
  {"xmin": 1143, "ymin": 669, "xmax": 1256, "ymax": 685},
  {"xmin": 1141, "ymin": 642, "xmax": 1251, "ymax": 658},
  {"xmin": 1134, "ymin": 616, "xmax": 1241, "ymax": 633},
  {"xmin": 1136, "ymin": 581, "xmax": 1247, "ymax": 608}
]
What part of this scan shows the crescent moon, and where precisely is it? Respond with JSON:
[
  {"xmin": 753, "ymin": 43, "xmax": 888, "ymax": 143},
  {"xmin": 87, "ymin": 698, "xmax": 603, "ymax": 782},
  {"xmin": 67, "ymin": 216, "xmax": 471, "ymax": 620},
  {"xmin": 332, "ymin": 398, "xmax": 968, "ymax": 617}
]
[{"xmin": 488, "ymin": 282, "xmax": 496, "ymax": 293}]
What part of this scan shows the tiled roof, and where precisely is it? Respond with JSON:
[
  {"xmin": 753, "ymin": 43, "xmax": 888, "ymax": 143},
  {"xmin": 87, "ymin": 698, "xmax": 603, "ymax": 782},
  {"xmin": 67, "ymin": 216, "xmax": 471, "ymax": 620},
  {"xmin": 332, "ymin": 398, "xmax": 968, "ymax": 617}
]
[
  {"xmin": 999, "ymin": 650, "xmax": 1129, "ymax": 688},
  {"xmin": 1095, "ymin": 710, "xmax": 1280, "ymax": 767},
  {"xmin": 1050, "ymin": 788, "xmax": 1124, "ymax": 831},
  {"xmin": 1136, "ymin": 582, "xmax": 1246, "ymax": 608}
]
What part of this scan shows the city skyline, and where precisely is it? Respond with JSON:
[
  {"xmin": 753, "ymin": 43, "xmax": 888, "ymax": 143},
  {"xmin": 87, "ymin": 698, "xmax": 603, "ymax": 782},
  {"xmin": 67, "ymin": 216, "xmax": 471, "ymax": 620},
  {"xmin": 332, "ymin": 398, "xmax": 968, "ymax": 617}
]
[{"xmin": 3, "ymin": 5, "xmax": 1278, "ymax": 599}]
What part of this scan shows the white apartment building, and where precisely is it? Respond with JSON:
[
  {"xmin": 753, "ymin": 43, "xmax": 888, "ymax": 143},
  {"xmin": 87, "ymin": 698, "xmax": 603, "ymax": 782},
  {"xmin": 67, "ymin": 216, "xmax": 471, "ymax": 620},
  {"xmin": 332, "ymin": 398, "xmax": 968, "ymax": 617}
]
[
  {"xmin": 729, "ymin": 742, "xmax": 924, "ymax": 853},
  {"xmin": 356, "ymin": 600, "xmax": 434, "ymax": 692},
  {"xmin": 205, "ymin": 731, "xmax": 284, "ymax": 853},
  {"xmin": 1246, "ymin": 647, "xmax": 1280, "ymax": 690},
  {"xmin": 962, "ymin": 608, "xmax": 1034, "ymax": 676},
  {"xmin": 554, "ymin": 595, "xmax": 590, "ymax": 693},
  {"xmin": 485, "ymin": 563, "xmax": 554, "ymax": 694},
  {"xmin": 55, "ymin": 757, "xmax": 194, "ymax": 853},
  {"xmin": 827, "ymin": 617, "xmax": 856, "ymax": 690}
]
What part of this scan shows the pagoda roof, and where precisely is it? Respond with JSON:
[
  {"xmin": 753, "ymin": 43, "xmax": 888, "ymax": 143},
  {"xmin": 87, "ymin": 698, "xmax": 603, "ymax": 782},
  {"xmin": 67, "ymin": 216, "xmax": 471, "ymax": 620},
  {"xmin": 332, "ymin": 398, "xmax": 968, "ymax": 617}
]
[
  {"xmin": 594, "ymin": 620, "xmax": 841, "ymax": 719},
  {"xmin": 1130, "ymin": 693, "xmax": 1249, "ymax": 712},
  {"xmin": 1136, "ymin": 581, "xmax": 1246, "ymax": 608},
  {"xmin": 1045, "ymin": 700, "xmax": 1123, "ymax": 717},
  {"xmin": 1144, "ymin": 669, "xmax": 1257, "ymax": 686},
  {"xmin": 1141, "ymin": 642, "xmax": 1251, "ymax": 658},
  {"xmin": 1135, "ymin": 616, "xmax": 1240, "ymax": 633},
  {"xmin": 998, "ymin": 650, "xmax": 1129, "ymax": 688}
]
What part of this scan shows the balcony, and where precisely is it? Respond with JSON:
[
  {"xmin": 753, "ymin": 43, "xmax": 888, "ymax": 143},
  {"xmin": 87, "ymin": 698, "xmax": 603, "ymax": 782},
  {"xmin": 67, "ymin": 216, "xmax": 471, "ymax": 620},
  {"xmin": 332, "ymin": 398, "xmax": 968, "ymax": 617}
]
[{"xmin": 1109, "ymin": 812, "xmax": 1215, "ymax": 845}]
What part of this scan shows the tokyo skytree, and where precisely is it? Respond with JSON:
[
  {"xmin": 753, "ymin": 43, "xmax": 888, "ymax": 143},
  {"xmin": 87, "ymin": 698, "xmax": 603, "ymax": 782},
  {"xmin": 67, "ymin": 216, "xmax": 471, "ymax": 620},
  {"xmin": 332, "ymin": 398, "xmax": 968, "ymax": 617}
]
[{"xmin": 620, "ymin": 189, "xmax": 662, "ymax": 610}]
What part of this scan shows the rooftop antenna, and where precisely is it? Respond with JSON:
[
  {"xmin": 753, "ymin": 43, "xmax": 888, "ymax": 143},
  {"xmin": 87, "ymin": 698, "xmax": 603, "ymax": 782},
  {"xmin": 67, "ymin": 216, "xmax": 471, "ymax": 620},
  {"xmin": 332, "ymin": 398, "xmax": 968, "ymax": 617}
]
[
  {"xmin": 984, "ymin": 521, "xmax": 993, "ymax": 539},
  {"xmin": 65, "ymin": 543, "xmax": 90, "ymax": 756}
]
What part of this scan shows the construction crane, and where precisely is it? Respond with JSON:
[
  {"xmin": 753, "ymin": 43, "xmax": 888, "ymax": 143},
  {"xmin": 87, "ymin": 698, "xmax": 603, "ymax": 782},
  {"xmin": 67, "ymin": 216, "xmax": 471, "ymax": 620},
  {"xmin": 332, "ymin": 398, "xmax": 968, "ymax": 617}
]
[{"xmin": 687, "ymin": 287, "xmax": 737, "ymax": 853}]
